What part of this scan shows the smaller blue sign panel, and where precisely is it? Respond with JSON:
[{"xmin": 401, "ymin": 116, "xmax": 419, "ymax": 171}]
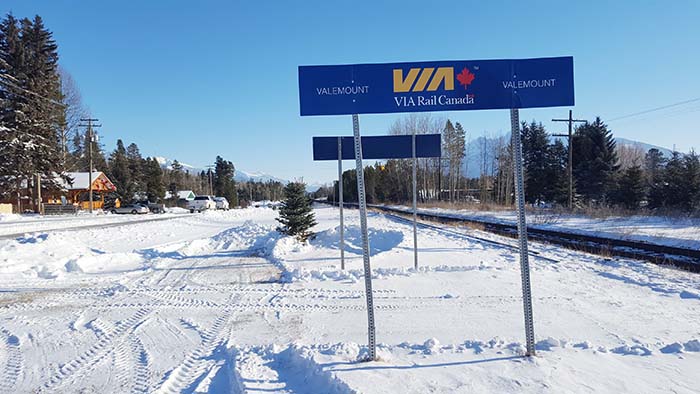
[{"xmin": 313, "ymin": 134, "xmax": 441, "ymax": 161}]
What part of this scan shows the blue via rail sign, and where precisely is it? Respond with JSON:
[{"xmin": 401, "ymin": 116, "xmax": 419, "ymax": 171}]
[
  {"xmin": 313, "ymin": 134, "xmax": 441, "ymax": 161},
  {"xmin": 299, "ymin": 57, "xmax": 574, "ymax": 116}
]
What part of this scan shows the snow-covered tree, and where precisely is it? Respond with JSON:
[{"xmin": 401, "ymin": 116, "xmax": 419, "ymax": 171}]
[{"xmin": 0, "ymin": 14, "xmax": 65, "ymax": 207}]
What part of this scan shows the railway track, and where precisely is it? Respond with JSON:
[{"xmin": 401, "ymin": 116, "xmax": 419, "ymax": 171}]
[{"xmin": 317, "ymin": 201, "xmax": 700, "ymax": 272}]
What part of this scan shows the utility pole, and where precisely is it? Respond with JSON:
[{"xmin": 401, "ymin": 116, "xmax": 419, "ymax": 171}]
[
  {"xmin": 552, "ymin": 110, "xmax": 586, "ymax": 210},
  {"xmin": 35, "ymin": 173, "xmax": 42, "ymax": 214},
  {"xmin": 79, "ymin": 118, "xmax": 101, "ymax": 213}
]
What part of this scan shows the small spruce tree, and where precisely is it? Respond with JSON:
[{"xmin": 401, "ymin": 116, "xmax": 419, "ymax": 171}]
[
  {"xmin": 277, "ymin": 182, "xmax": 316, "ymax": 241},
  {"xmin": 614, "ymin": 165, "xmax": 646, "ymax": 210}
]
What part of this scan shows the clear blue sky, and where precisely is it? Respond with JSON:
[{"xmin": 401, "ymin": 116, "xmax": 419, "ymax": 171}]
[{"xmin": 2, "ymin": 1, "xmax": 699, "ymax": 184}]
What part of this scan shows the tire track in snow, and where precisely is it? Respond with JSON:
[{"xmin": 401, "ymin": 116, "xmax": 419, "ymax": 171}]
[
  {"xmin": 153, "ymin": 302, "xmax": 237, "ymax": 394},
  {"xmin": 39, "ymin": 307, "xmax": 152, "ymax": 393},
  {"xmin": 0, "ymin": 284, "xmax": 395, "ymax": 317},
  {"xmin": 0, "ymin": 327, "xmax": 23, "ymax": 392},
  {"xmin": 113, "ymin": 334, "xmax": 151, "ymax": 393}
]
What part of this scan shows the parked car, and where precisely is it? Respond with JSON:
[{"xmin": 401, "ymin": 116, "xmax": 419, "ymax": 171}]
[
  {"xmin": 188, "ymin": 195, "xmax": 216, "ymax": 213},
  {"xmin": 110, "ymin": 204, "xmax": 149, "ymax": 214},
  {"xmin": 214, "ymin": 197, "xmax": 229, "ymax": 210},
  {"xmin": 137, "ymin": 201, "xmax": 166, "ymax": 213}
]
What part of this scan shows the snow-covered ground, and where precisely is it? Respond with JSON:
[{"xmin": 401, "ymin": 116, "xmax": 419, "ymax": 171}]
[
  {"xmin": 0, "ymin": 209, "xmax": 190, "ymax": 238},
  {"xmin": 385, "ymin": 204, "xmax": 700, "ymax": 250},
  {"xmin": 0, "ymin": 205, "xmax": 698, "ymax": 393}
]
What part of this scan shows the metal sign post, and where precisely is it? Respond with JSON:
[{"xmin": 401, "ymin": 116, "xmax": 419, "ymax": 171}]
[
  {"xmin": 337, "ymin": 137, "xmax": 345, "ymax": 270},
  {"xmin": 510, "ymin": 108, "xmax": 536, "ymax": 356},
  {"xmin": 412, "ymin": 131, "xmax": 418, "ymax": 269},
  {"xmin": 351, "ymin": 114, "xmax": 377, "ymax": 361}
]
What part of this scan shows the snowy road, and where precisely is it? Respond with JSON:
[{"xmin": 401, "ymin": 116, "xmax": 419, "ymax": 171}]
[
  {"xmin": 0, "ymin": 207, "xmax": 698, "ymax": 393},
  {"xmin": 0, "ymin": 214, "xmax": 187, "ymax": 241}
]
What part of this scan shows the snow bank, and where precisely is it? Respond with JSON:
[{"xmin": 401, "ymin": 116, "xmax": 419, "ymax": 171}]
[
  {"xmin": 294, "ymin": 335, "xmax": 700, "ymax": 393},
  {"xmin": 660, "ymin": 339, "xmax": 700, "ymax": 354},
  {"xmin": 286, "ymin": 261, "xmax": 495, "ymax": 282},
  {"xmin": 166, "ymin": 207, "xmax": 189, "ymax": 214},
  {"xmin": 0, "ymin": 213, "xmax": 21, "ymax": 222},
  {"xmin": 0, "ymin": 231, "xmax": 147, "ymax": 279},
  {"xmin": 0, "ymin": 208, "xmax": 279, "ymax": 281},
  {"xmin": 312, "ymin": 225, "xmax": 404, "ymax": 256},
  {"xmin": 234, "ymin": 344, "xmax": 357, "ymax": 394}
]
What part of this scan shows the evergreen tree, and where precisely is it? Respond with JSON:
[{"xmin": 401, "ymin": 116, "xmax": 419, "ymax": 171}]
[
  {"xmin": 20, "ymin": 16, "xmax": 64, "ymax": 181},
  {"xmin": 198, "ymin": 170, "xmax": 208, "ymax": 194},
  {"xmin": 68, "ymin": 127, "xmax": 107, "ymax": 172},
  {"xmin": 520, "ymin": 121, "xmax": 550, "ymax": 203},
  {"xmin": 572, "ymin": 117, "xmax": 619, "ymax": 204},
  {"xmin": 681, "ymin": 151, "xmax": 700, "ymax": 212},
  {"xmin": 0, "ymin": 14, "xmax": 27, "ymax": 201},
  {"xmin": 645, "ymin": 148, "xmax": 667, "ymax": 209},
  {"xmin": 126, "ymin": 142, "xmax": 145, "ymax": 198},
  {"xmin": 613, "ymin": 165, "xmax": 646, "ymax": 209},
  {"xmin": 213, "ymin": 155, "xmax": 238, "ymax": 206},
  {"xmin": 545, "ymin": 139, "xmax": 569, "ymax": 204},
  {"xmin": 108, "ymin": 139, "xmax": 131, "ymax": 201},
  {"xmin": 364, "ymin": 165, "xmax": 378, "ymax": 204},
  {"xmin": 168, "ymin": 160, "xmax": 183, "ymax": 200},
  {"xmin": 276, "ymin": 182, "xmax": 316, "ymax": 241},
  {"xmin": 0, "ymin": 14, "xmax": 64, "ymax": 204},
  {"xmin": 144, "ymin": 157, "xmax": 165, "ymax": 202},
  {"xmin": 342, "ymin": 168, "xmax": 359, "ymax": 202},
  {"xmin": 659, "ymin": 152, "xmax": 686, "ymax": 210}
]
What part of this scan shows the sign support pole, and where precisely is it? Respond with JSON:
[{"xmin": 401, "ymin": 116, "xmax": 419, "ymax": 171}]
[
  {"xmin": 88, "ymin": 121, "xmax": 93, "ymax": 213},
  {"xmin": 351, "ymin": 114, "xmax": 376, "ymax": 361},
  {"xmin": 412, "ymin": 131, "xmax": 418, "ymax": 269},
  {"xmin": 337, "ymin": 137, "xmax": 345, "ymax": 270},
  {"xmin": 511, "ymin": 108, "xmax": 536, "ymax": 356}
]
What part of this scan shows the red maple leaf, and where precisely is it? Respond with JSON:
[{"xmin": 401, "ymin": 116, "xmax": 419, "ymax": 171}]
[{"xmin": 456, "ymin": 67, "xmax": 475, "ymax": 89}]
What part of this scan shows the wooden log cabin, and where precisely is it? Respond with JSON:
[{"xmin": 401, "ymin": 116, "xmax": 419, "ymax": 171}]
[
  {"xmin": 0, "ymin": 172, "xmax": 119, "ymax": 213},
  {"xmin": 48, "ymin": 171, "xmax": 119, "ymax": 210}
]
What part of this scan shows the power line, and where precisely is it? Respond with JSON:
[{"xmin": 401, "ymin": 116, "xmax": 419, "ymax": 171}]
[
  {"xmin": 613, "ymin": 103, "xmax": 700, "ymax": 124},
  {"xmin": 607, "ymin": 97, "xmax": 700, "ymax": 122},
  {"xmin": 0, "ymin": 73, "xmax": 67, "ymax": 108}
]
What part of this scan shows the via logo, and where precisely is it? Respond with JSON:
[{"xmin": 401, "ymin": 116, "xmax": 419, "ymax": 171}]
[{"xmin": 393, "ymin": 66, "xmax": 475, "ymax": 93}]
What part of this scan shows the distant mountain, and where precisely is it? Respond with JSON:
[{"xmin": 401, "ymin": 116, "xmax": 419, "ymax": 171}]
[
  {"xmin": 233, "ymin": 169, "xmax": 287, "ymax": 184},
  {"xmin": 154, "ymin": 156, "xmax": 324, "ymax": 192},
  {"xmin": 614, "ymin": 137, "xmax": 673, "ymax": 157},
  {"xmin": 154, "ymin": 156, "xmax": 200, "ymax": 173}
]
